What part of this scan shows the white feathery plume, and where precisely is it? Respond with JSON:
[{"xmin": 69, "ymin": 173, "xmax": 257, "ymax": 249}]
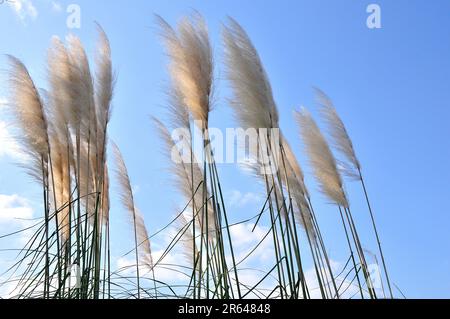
[
  {"xmin": 223, "ymin": 17, "xmax": 279, "ymax": 130},
  {"xmin": 47, "ymin": 36, "xmax": 76, "ymax": 171},
  {"xmin": 282, "ymin": 136, "xmax": 308, "ymax": 197},
  {"xmin": 281, "ymin": 137, "xmax": 315, "ymax": 238},
  {"xmin": 152, "ymin": 118, "xmax": 216, "ymax": 237},
  {"xmin": 295, "ymin": 108, "xmax": 348, "ymax": 208},
  {"xmin": 77, "ymin": 140, "xmax": 97, "ymax": 220},
  {"xmin": 101, "ymin": 163, "xmax": 110, "ymax": 225},
  {"xmin": 112, "ymin": 142, "xmax": 153, "ymax": 269},
  {"xmin": 67, "ymin": 35, "xmax": 100, "ymax": 220},
  {"xmin": 7, "ymin": 55, "xmax": 50, "ymax": 181},
  {"xmin": 66, "ymin": 35, "xmax": 95, "ymax": 134},
  {"xmin": 112, "ymin": 142, "xmax": 135, "ymax": 215},
  {"xmin": 47, "ymin": 39, "xmax": 75, "ymax": 239},
  {"xmin": 95, "ymin": 24, "xmax": 114, "ymax": 131},
  {"xmin": 47, "ymin": 38, "xmax": 77, "ymax": 197},
  {"xmin": 156, "ymin": 13, "xmax": 213, "ymax": 127},
  {"xmin": 134, "ymin": 207, "xmax": 154, "ymax": 270},
  {"xmin": 47, "ymin": 37, "xmax": 72, "ymax": 137},
  {"xmin": 166, "ymin": 85, "xmax": 191, "ymax": 132},
  {"xmin": 315, "ymin": 88, "xmax": 361, "ymax": 180},
  {"xmin": 95, "ymin": 25, "xmax": 114, "ymax": 172},
  {"xmin": 49, "ymin": 133, "xmax": 71, "ymax": 242}
]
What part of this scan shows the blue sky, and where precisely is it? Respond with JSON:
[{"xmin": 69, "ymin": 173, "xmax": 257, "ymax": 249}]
[{"xmin": 0, "ymin": 0, "xmax": 450, "ymax": 298}]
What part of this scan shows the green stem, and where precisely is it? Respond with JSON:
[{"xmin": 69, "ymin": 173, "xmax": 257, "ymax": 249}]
[{"xmin": 358, "ymin": 170, "xmax": 393, "ymax": 299}]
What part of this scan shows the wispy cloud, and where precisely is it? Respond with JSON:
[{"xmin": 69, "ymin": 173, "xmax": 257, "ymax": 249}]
[
  {"xmin": 8, "ymin": 0, "xmax": 38, "ymax": 22},
  {"xmin": 228, "ymin": 190, "xmax": 261, "ymax": 208},
  {"xmin": 0, "ymin": 194, "xmax": 33, "ymax": 224},
  {"xmin": 230, "ymin": 222, "xmax": 274, "ymax": 263}
]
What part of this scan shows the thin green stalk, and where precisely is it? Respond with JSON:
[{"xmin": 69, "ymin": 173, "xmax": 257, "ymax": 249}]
[
  {"xmin": 338, "ymin": 206, "xmax": 364, "ymax": 298},
  {"xmin": 202, "ymin": 131, "xmax": 210, "ymax": 299},
  {"xmin": 358, "ymin": 169, "xmax": 393, "ymax": 299},
  {"xmin": 263, "ymin": 173, "xmax": 287, "ymax": 299},
  {"xmin": 279, "ymin": 145, "xmax": 320, "ymax": 298},
  {"xmin": 343, "ymin": 206, "xmax": 376, "ymax": 299},
  {"xmin": 75, "ymin": 129, "xmax": 81, "ymax": 299},
  {"xmin": 131, "ymin": 206, "xmax": 141, "ymax": 298},
  {"xmin": 307, "ymin": 198, "xmax": 340, "ymax": 298},
  {"xmin": 41, "ymin": 156, "xmax": 50, "ymax": 299},
  {"xmin": 211, "ymin": 160, "xmax": 241, "ymax": 298}
]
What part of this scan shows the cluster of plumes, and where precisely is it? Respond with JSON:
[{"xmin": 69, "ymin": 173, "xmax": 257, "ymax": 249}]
[
  {"xmin": 4, "ymin": 11, "xmax": 380, "ymax": 299},
  {"xmin": 153, "ymin": 15, "xmax": 360, "ymax": 247},
  {"xmin": 222, "ymin": 18, "xmax": 381, "ymax": 299},
  {"xmin": 7, "ymin": 25, "xmax": 114, "ymax": 242},
  {"xmin": 294, "ymin": 87, "xmax": 364, "ymax": 209}
]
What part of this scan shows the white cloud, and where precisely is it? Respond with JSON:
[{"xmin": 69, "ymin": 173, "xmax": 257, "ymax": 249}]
[
  {"xmin": 8, "ymin": 0, "xmax": 38, "ymax": 22},
  {"xmin": 227, "ymin": 222, "xmax": 275, "ymax": 281},
  {"xmin": 0, "ymin": 194, "xmax": 33, "ymax": 224},
  {"xmin": 230, "ymin": 223, "xmax": 267, "ymax": 247},
  {"xmin": 228, "ymin": 190, "xmax": 261, "ymax": 208},
  {"xmin": 0, "ymin": 271, "xmax": 48, "ymax": 298}
]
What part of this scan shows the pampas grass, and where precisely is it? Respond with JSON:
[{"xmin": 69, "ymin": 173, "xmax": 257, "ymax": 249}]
[
  {"xmin": 315, "ymin": 88, "xmax": 360, "ymax": 179},
  {"xmin": 294, "ymin": 107, "xmax": 348, "ymax": 208},
  {"xmin": 223, "ymin": 17, "xmax": 298, "ymax": 298},
  {"xmin": 7, "ymin": 55, "xmax": 52, "ymax": 297},
  {"xmin": 295, "ymin": 107, "xmax": 381, "ymax": 298},
  {"xmin": 0, "ymin": 14, "xmax": 394, "ymax": 300},
  {"xmin": 112, "ymin": 142, "xmax": 146, "ymax": 298},
  {"xmin": 156, "ymin": 13, "xmax": 213, "ymax": 127},
  {"xmin": 223, "ymin": 18, "xmax": 342, "ymax": 299},
  {"xmin": 152, "ymin": 117, "xmax": 216, "ymax": 237},
  {"xmin": 223, "ymin": 17, "xmax": 279, "ymax": 130},
  {"xmin": 315, "ymin": 88, "xmax": 393, "ymax": 298},
  {"xmin": 3, "ymin": 26, "xmax": 116, "ymax": 299},
  {"xmin": 8, "ymin": 56, "xmax": 50, "ymax": 180}
]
